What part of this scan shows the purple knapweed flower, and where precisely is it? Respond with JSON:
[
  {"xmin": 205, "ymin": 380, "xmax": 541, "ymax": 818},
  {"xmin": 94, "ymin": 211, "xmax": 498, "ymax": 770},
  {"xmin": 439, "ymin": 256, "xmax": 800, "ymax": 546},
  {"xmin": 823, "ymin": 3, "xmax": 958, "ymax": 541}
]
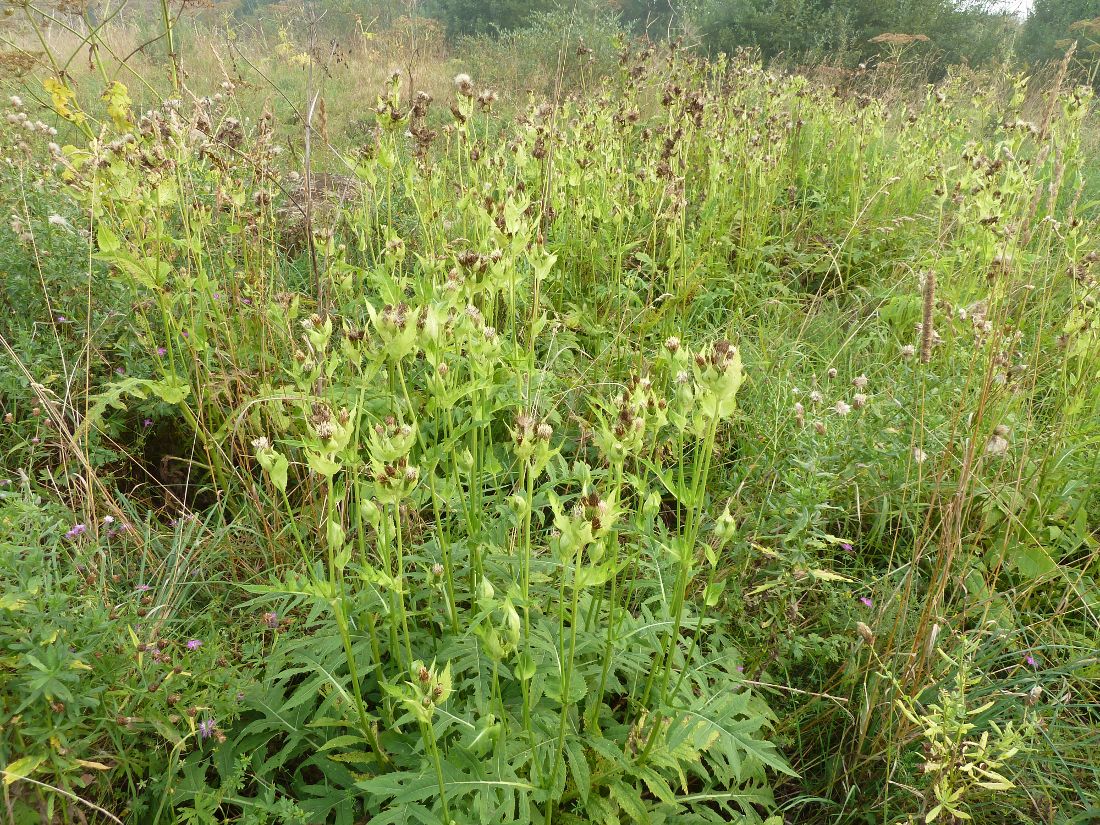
[
  {"xmin": 1026, "ymin": 654, "xmax": 1037, "ymax": 668},
  {"xmin": 212, "ymin": 292, "xmax": 222, "ymax": 300},
  {"xmin": 841, "ymin": 542, "xmax": 853, "ymax": 552},
  {"xmin": 135, "ymin": 584, "xmax": 152, "ymax": 593},
  {"xmin": 181, "ymin": 330, "xmax": 189, "ymax": 338},
  {"xmin": 263, "ymin": 611, "xmax": 279, "ymax": 629},
  {"xmin": 860, "ymin": 596, "xmax": 873, "ymax": 608},
  {"xmin": 56, "ymin": 315, "xmax": 67, "ymax": 323},
  {"xmin": 115, "ymin": 367, "xmax": 125, "ymax": 376},
  {"xmin": 186, "ymin": 639, "xmax": 202, "ymax": 651},
  {"xmin": 156, "ymin": 346, "xmax": 167, "ymax": 356},
  {"xmin": 143, "ymin": 418, "xmax": 153, "ymax": 428},
  {"xmin": 64, "ymin": 523, "xmax": 87, "ymax": 540},
  {"xmin": 198, "ymin": 718, "xmax": 216, "ymax": 739}
]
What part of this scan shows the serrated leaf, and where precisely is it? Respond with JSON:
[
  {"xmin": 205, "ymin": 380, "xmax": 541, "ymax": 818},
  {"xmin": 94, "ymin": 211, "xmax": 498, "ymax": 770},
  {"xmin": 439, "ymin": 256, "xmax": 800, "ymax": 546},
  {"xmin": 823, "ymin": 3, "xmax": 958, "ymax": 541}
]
[
  {"xmin": 564, "ymin": 738, "xmax": 590, "ymax": 803},
  {"xmin": 609, "ymin": 780, "xmax": 650, "ymax": 824}
]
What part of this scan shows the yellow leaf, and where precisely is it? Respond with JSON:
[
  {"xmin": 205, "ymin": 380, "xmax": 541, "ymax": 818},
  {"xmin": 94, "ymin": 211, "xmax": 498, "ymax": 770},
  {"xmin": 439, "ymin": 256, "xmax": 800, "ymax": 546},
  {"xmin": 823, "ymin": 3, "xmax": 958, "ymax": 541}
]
[
  {"xmin": 3, "ymin": 754, "xmax": 46, "ymax": 786},
  {"xmin": 809, "ymin": 568, "xmax": 855, "ymax": 583},
  {"xmin": 75, "ymin": 759, "xmax": 111, "ymax": 770},
  {"xmin": 101, "ymin": 81, "xmax": 132, "ymax": 130},
  {"xmin": 43, "ymin": 76, "xmax": 85, "ymax": 125}
]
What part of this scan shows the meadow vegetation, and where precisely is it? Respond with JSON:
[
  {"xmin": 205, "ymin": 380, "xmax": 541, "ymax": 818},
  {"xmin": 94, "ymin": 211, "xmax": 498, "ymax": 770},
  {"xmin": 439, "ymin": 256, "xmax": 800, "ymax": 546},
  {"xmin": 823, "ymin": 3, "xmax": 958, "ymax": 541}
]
[{"xmin": 1, "ymin": 5, "xmax": 1099, "ymax": 825}]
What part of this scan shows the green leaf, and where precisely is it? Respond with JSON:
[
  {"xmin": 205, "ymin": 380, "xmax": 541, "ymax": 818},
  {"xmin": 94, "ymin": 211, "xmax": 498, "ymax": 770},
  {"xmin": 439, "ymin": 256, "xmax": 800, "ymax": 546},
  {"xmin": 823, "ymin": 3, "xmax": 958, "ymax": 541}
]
[
  {"xmin": 306, "ymin": 450, "xmax": 342, "ymax": 477},
  {"xmin": 148, "ymin": 376, "xmax": 190, "ymax": 405},
  {"xmin": 1011, "ymin": 542, "xmax": 1058, "ymax": 580},
  {"xmin": 609, "ymin": 780, "xmax": 650, "ymax": 824},
  {"xmin": 269, "ymin": 452, "xmax": 289, "ymax": 492},
  {"xmin": 96, "ymin": 224, "xmax": 120, "ymax": 252},
  {"xmin": 564, "ymin": 738, "xmax": 590, "ymax": 803}
]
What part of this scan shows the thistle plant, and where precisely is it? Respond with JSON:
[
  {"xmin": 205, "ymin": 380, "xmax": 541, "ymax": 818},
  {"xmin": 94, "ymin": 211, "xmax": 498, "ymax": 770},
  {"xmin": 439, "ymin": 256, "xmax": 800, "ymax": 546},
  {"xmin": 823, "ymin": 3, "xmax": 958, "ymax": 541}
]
[{"xmin": 3, "ymin": 18, "xmax": 1097, "ymax": 825}]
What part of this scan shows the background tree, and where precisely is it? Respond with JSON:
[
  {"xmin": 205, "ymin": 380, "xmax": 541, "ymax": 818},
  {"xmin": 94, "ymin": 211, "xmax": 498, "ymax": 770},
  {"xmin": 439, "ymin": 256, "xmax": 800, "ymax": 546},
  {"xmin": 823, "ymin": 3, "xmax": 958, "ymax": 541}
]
[
  {"xmin": 426, "ymin": 0, "xmax": 559, "ymax": 36},
  {"xmin": 695, "ymin": 0, "xmax": 1014, "ymax": 68},
  {"xmin": 1018, "ymin": 0, "xmax": 1099, "ymax": 63}
]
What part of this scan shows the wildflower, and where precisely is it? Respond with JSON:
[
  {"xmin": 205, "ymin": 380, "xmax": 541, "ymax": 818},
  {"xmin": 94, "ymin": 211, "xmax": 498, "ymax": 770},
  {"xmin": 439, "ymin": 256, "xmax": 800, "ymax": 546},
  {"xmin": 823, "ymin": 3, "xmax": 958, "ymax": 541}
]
[
  {"xmin": 186, "ymin": 639, "xmax": 203, "ymax": 651},
  {"xmin": 453, "ymin": 73, "xmax": 474, "ymax": 97},
  {"xmin": 841, "ymin": 542, "xmax": 853, "ymax": 552},
  {"xmin": 665, "ymin": 336, "xmax": 681, "ymax": 353},
  {"xmin": 9, "ymin": 95, "xmax": 22, "ymax": 107},
  {"xmin": 262, "ymin": 611, "xmax": 279, "ymax": 629},
  {"xmin": 900, "ymin": 344, "xmax": 916, "ymax": 359},
  {"xmin": 834, "ymin": 400, "xmax": 851, "ymax": 416},
  {"xmin": 103, "ymin": 515, "xmax": 115, "ymax": 525},
  {"xmin": 827, "ymin": 367, "xmax": 837, "ymax": 379},
  {"xmin": 1025, "ymin": 654, "xmax": 1037, "ymax": 667},
  {"xmin": 813, "ymin": 420, "xmax": 827, "ymax": 435},
  {"xmin": 912, "ymin": 447, "xmax": 928, "ymax": 464},
  {"xmin": 56, "ymin": 315, "xmax": 67, "ymax": 323},
  {"xmin": 135, "ymin": 584, "xmax": 151, "ymax": 593},
  {"xmin": 143, "ymin": 418, "xmax": 153, "ymax": 428},
  {"xmin": 156, "ymin": 346, "xmax": 167, "ymax": 356},
  {"xmin": 198, "ymin": 718, "xmax": 216, "ymax": 739},
  {"xmin": 477, "ymin": 89, "xmax": 498, "ymax": 110},
  {"xmin": 852, "ymin": 374, "xmax": 869, "ymax": 389},
  {"xmin": 65, "ymin": 523, "xmax": 87, "ymax": 540},
  {"xmin": 852, "ymin": 393, "xmax": 868, "ymax": 409},
  {"xmin": 809, "ymin": 390, "xmax": 823, "ymax": 404},
  {"xmin": 48, "ymin": 214, "xmax": 66, "ymax": 228},
  {"xmin": 115, "ymin": 367, "xmax": 125, "ymax": 375},
  {"xmin": 860, "ymin": 596, "xmax": 873, "ymax": 608}
]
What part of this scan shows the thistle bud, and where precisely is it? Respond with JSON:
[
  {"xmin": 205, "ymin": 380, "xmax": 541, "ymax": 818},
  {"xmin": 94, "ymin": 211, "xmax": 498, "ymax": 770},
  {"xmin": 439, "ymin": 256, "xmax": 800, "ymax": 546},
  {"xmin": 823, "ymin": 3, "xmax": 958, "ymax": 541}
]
[{"xmin": 476, "ymin": 577, "xmax": 495, "ymax": 601}]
